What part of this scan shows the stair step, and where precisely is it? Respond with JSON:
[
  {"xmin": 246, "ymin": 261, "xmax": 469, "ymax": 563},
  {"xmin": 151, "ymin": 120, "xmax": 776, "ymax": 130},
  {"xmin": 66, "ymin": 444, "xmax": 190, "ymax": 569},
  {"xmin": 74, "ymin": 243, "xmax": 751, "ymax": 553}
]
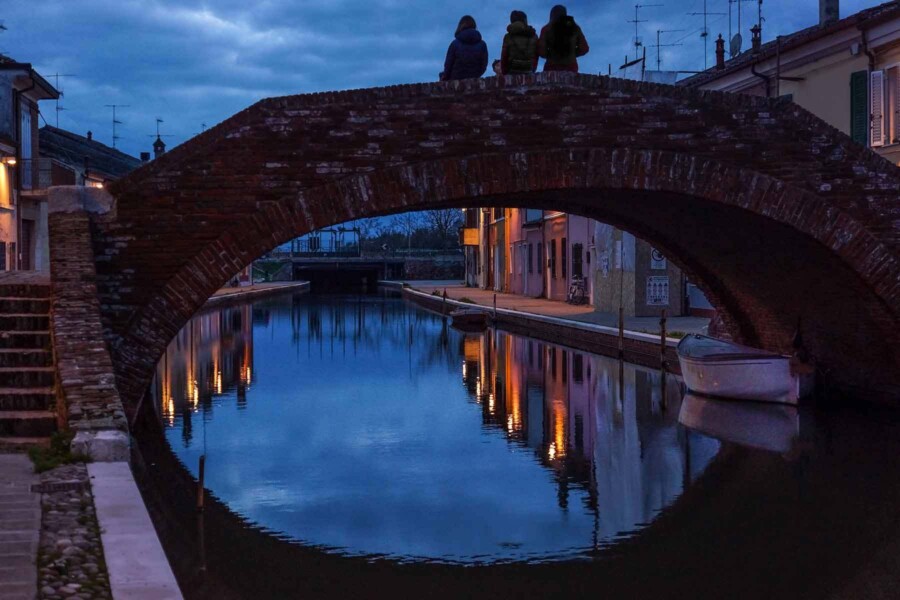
[
  {"xmin": 0, "ymin": 368, "xmax": 54, "ymax": 388},
  {"xmin": 0, "ymin": 437, "xmax": 49, "ymax": 453},
  {"xmin": 0, "ymin": 411, "xmax": 56, "ymax": 437},
  {"xmin": 0, "ymin": 297, "xmax": 49, "ymax": 315},
  {"xmin": 0, "ymin": 350, "xmax": 52, "ymax": 368},
  {"xmin": 0, "ymin": 386, "xmax": 54, "ymax": 411},
  {"xmin": 0, "ymin": 284, "xmax": 50, "ymax": 299},
  {"xmin": 0, "ymin": 332, "xmax": 50, "ymax": 350},
  {"xmin": 0, "ymin": 314, "xmax": 50, "ymax": 332}
]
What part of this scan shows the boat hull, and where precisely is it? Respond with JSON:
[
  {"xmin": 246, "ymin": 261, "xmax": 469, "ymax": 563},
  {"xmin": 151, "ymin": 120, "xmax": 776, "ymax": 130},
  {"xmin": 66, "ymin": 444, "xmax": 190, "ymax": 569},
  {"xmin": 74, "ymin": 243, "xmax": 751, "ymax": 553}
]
[{"xmin": 679, "ymin": 353, "xmax": 800, "ymax": 404}]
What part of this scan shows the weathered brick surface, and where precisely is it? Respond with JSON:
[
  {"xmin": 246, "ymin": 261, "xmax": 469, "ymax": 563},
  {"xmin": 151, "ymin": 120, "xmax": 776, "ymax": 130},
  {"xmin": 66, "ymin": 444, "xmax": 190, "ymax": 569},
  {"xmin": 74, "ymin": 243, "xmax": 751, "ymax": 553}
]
[
  {"xmin": 48, "ymin": 211, "xmax": 128, "ymax": 441},
  {"xmin": 65, "ymin": 73, "xmax": 897, "ymax": 403}
]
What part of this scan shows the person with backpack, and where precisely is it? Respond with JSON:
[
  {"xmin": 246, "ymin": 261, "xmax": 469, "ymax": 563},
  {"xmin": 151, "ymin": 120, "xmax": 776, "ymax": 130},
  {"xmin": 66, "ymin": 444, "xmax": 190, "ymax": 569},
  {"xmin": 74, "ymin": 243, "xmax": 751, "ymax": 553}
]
[
  {"xmin": 538, "ymin": 5, "xmax": 590, "ymax": 73},
  {"xmin": 440, "ymin": 16, "xmax": 489, "ymax": 81},
  {"xmin": 500, "ymin": 10, "xmax": 538, "ymax": 75}
]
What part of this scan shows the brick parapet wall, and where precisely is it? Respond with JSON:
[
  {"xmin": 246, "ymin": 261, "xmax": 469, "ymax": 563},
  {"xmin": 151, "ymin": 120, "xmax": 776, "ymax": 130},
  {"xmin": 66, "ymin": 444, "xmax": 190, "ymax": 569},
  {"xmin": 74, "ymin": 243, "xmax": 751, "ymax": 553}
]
[{"xmin": 48, "ymin": 210, "xmax": 129, "ymax": 461}]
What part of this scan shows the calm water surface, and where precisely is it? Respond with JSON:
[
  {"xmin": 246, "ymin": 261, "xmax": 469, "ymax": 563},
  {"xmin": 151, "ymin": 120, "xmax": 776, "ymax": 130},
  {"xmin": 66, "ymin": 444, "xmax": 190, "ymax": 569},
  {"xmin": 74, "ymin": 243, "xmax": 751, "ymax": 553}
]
[{"xmin": 153, "ymin": 290, "xmax": 789, "ymax": 564}]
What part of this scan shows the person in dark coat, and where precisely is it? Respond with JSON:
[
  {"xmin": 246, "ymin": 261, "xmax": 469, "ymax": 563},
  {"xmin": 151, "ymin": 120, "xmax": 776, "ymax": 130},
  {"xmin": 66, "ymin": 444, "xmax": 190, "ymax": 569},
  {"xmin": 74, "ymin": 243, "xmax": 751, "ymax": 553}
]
[
  {"xmin": 538, "ymin": 5, "xmax": 590, "ymax": 72},
  {"xmin": 500, "ymin": 10, "xmax": 538, "ymax": 75},
  {"xmin": 441, "ymin": 16, "xmax": 489, "ymax": 81}
]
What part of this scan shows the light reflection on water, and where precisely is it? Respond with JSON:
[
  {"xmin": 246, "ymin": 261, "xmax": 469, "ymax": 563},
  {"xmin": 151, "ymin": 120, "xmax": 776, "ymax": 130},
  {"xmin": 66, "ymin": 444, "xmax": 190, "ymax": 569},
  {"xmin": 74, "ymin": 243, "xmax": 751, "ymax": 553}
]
[{"xmin": 151, "ymin": 291, "xmax": 725, "ymax": 563}]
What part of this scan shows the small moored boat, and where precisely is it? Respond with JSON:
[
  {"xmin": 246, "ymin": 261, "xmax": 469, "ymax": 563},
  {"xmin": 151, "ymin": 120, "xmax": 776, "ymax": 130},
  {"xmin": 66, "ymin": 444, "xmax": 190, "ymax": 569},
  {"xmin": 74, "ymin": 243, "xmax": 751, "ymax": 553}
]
[
  {"xmin": 449, "ymin": 309, "xmax": 489, "ymax": 332},
  {"xmin": 676, "ymin": 334, "xmax": 812, "ymax": 405}
]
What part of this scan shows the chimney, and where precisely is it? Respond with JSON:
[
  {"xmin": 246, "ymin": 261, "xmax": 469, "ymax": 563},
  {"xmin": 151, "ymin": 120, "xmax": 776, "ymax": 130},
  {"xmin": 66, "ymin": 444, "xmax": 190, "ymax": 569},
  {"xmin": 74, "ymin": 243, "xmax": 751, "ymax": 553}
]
[
  {"xmin": 820, "ymin": 0, "xmax": 839, "ymax": 26},
  {"xmin": 715, "ymin": 34, "xmax": 726, "ymax": 70},
  {"xmin": 152, "ymin": 136, "xmax": 166, "ymax": 159},
  {"xmin": 86, "ymin": 130, "xmax": 92, "ymax": 141},
  {"xmin": 140, "ymin": 152, "xmax": 150, "ymax": 163},
  {"xmin": 750, "ymin": 24, "xmax": 762, "ymax": 54}
]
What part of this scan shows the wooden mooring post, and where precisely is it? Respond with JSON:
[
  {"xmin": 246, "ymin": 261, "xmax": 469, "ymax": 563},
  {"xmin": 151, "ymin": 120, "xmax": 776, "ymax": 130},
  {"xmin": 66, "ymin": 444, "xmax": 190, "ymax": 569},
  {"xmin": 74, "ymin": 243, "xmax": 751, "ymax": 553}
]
[
  {"xmin": 196, "ymin": 455, "xmax": 206, "ymax": 511},
  {"xmin": 659, "ymin": 309, "xmax": 668, "ymax": 367},
  {"xmin": 618, "ymin": 306, "xmax": 625, "ymax": 358}
]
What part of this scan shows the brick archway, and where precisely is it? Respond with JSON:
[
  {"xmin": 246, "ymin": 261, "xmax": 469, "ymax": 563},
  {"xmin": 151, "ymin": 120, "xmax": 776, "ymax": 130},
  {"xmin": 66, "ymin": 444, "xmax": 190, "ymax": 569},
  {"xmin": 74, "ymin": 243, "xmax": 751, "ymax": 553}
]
[{"xmin": 83, "ymin": 73, "xmax": 898, "ymax": 406}]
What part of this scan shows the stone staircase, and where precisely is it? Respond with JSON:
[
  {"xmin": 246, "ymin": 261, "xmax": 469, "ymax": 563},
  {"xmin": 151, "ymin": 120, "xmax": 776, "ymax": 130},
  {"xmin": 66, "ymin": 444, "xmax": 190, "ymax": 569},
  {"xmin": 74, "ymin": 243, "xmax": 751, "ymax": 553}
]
[{"xmin": 0, "ymin": 279, "xmax": 56, "ymax": 449}]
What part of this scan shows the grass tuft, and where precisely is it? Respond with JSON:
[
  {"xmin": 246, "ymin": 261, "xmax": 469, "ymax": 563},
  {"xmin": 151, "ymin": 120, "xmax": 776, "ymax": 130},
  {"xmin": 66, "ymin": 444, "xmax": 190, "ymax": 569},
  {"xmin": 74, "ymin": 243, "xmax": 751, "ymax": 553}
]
[{"xmin": 28, "ymin": 431, "xmax": 91, "ymax": 473}]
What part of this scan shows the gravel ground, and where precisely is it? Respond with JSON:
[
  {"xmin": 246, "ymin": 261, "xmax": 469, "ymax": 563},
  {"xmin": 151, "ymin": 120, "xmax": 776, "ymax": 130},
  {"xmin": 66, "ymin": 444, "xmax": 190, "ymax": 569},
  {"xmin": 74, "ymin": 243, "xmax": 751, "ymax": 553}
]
[{"xmin": 36, "ymin": 463, "xmax": 112, "ymax": 600}]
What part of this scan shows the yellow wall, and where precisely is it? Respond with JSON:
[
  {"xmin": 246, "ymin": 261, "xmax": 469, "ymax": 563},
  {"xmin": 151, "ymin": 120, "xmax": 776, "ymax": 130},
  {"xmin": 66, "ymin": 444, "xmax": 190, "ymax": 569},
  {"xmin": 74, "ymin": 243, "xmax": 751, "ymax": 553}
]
[{"xmin": 780, "ymin": 53, "xmax": 869, "ymax": 136}]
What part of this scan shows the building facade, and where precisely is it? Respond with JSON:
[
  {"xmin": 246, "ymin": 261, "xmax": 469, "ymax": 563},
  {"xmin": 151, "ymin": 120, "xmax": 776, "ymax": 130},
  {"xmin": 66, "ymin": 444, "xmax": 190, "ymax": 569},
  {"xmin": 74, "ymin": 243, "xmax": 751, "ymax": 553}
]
[
  {"xmin": 0, "ymin": 58, "xmax": 58, "ymax": 272},
  {"xmin": 680, "ymin": 0, "xmax": 900, "ymax": 163},
  {"xmin": 461, "ymin": 208, "xmax": 687, "ymax": 317}
]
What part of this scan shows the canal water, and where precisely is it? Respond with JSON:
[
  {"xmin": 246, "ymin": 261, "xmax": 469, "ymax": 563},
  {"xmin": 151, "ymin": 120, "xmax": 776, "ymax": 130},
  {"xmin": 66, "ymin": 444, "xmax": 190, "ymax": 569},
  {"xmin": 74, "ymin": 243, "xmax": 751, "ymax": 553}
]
[
  {"xmin": 143, "ymin": 289, "xmax": 900, "ymax": 598},
  {"xmin": 151, "ymin": 290, "xmax": 714, "ymax": 562}
]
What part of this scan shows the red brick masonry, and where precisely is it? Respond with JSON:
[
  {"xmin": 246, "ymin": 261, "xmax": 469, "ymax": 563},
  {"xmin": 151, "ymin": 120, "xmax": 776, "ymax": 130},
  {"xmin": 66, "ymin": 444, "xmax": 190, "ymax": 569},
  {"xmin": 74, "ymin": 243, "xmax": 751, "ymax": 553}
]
[
  {"xmin": 43, "ymin": 72, "xmax": 897, "ymax": 404},
  {"xmin": 49, "ymin": 209, "xmax": 128, "ymax": 461}
]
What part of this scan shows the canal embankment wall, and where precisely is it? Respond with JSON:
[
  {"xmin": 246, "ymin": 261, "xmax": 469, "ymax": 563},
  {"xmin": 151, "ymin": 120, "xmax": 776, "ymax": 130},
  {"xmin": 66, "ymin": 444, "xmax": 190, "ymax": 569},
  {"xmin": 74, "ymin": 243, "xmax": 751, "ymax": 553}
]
[
  {"xmin": 397, "ymin": 286, "xmax": 680, "ymax": 373},
  {"xmin": 203, "ymin": 281, "xmax": 310, "ymax": 309}
]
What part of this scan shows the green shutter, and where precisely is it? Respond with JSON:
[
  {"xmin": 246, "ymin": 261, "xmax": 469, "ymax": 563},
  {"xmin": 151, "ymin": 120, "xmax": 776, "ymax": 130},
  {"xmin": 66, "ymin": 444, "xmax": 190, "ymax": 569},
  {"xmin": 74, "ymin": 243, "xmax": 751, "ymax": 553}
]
[{"xmin": 850, "ymin": 70, "xmax": 869, "ymax": 146}]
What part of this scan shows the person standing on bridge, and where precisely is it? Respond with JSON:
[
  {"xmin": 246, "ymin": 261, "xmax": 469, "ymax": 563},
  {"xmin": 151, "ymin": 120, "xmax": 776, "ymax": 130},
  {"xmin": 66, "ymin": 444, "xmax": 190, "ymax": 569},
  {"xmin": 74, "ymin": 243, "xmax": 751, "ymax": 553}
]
[
  {"xmin": 440, "ymin": 15, "xmax": 489, "ymax": 81},
  {"xmin": 538, "ymin": 5, "xmax": 590, "ymax": 73},
  {"xmin": 500, "ymin": 10, "xmax": 538, "ymax": 75}
]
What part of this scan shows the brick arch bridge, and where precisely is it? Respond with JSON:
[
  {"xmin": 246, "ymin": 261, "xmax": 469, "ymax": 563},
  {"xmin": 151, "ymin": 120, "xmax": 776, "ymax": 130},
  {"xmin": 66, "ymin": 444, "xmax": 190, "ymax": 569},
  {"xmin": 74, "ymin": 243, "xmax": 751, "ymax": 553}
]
[{"xmin": 51, "ymin": 73, "xmax": 899, "ymax": 413}]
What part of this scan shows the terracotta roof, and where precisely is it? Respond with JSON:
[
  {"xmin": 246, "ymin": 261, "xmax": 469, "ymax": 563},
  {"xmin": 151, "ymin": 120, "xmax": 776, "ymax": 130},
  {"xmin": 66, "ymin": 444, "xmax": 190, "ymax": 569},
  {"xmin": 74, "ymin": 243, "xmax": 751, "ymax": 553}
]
[
  {"xmin": 679, "ymin": 0, "xmax": 900, "ymax": 88},
  {"xmin": 39, "ymin": 126, "xmax": 141, "ymax": 181}
]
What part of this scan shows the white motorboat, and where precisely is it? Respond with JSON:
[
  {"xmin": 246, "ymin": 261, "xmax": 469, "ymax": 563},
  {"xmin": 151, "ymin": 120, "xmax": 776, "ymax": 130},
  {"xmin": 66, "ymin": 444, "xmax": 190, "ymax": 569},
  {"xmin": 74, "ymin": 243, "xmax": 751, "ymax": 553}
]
[
  {"xmin": 676, "ymin": 334, "xmax": 812, "ymax": 405},
  {"xmin": 678, "ymin": 393, "xmax": 803, "ymax": 454}
]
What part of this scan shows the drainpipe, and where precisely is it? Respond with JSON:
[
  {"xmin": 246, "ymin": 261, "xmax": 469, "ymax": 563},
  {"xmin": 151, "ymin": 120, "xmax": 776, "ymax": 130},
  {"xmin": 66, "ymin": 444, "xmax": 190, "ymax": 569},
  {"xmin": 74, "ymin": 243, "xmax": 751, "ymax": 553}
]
[
  {"xmin": 860, "ymin": 26, "xmax": 876, "ymax": 72},
  {"xmin": 751, "ymin": 62, "xmax": 771, "ymax": 98}
]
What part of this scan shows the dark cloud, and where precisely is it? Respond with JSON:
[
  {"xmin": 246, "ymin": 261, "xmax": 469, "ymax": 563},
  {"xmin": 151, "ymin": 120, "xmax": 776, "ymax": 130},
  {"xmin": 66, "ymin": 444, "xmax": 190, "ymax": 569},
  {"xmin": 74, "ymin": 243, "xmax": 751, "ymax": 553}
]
[{"xmin": 4, "ymin": 0, "xmax": 885, "ymax": 157}]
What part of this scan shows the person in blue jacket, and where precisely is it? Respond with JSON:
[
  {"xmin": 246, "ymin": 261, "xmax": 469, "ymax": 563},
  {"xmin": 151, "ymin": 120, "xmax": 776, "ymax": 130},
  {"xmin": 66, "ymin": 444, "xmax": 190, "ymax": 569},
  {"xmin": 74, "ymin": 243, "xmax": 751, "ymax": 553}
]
[{"xmin": 440, "ymin": 16, "xmax": 488, "ymax": 81}]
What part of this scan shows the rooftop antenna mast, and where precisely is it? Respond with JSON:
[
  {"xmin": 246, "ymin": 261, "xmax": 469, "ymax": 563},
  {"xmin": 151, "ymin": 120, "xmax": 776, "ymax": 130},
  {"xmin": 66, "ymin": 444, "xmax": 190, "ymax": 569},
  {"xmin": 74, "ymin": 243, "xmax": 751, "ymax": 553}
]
[
  {"xmin": 48, "ymin": 73, "xmax": 76, "ymax": 127},
  {"xmin": 728, "ymin": 0, "xmax": 754, "ymax": 57},
  {"xmin": 147, "ymin": 118, "xmax": 174, "ymax": 143},
  {"xmin": 689, "ymin": 0, "xmax": 726, "ymax": 69},
  {"xmin": 628, "ymin": 3, "xmax": 663, "ymax": 61},
  {"xmin": 104, "ymin": 104, "xmax": 130, "ymax": 148},
  {"xmin": 651, "ymin": 29, "xmax": 684, "ymax": 71}
]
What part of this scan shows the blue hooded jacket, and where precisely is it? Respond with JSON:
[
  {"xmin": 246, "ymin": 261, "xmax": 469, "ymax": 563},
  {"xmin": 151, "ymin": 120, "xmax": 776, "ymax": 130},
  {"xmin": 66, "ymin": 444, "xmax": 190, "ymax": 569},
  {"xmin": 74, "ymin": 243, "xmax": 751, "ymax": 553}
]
[{"xmin": 443, "ymin": 28, "xmax": 488, "ymax": 80}]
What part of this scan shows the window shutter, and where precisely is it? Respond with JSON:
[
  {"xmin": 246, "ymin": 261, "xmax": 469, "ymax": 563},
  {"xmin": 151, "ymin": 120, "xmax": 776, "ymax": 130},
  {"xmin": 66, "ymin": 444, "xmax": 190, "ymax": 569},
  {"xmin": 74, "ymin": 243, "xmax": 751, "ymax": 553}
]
[
  {"xmin": 871, "ymin": 70, "xmax": 885, "ymax": 147},
  {"xmin": 850, "ymin": 71, "xmax": 868, "ymax": 146}
]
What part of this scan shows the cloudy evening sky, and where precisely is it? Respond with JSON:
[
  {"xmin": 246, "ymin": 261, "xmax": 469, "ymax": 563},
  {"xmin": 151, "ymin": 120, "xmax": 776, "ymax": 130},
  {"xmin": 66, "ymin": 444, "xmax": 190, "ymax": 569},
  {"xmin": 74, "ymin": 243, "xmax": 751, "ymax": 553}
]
[{"xmin": 3, "ymin": 0, "xmax": 888, "ymax": 157}]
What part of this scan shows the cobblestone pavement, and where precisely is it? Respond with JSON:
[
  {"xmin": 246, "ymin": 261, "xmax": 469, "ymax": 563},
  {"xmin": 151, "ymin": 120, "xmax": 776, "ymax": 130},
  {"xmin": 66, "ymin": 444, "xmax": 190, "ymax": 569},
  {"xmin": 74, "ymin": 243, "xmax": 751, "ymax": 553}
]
[
  {"xmin": 0, "ymin": 454, "xmax": 40, "ymax": 600},
  {"xmin": 36, "ymin": 463, "xmax": 112, "ymax": 600}
]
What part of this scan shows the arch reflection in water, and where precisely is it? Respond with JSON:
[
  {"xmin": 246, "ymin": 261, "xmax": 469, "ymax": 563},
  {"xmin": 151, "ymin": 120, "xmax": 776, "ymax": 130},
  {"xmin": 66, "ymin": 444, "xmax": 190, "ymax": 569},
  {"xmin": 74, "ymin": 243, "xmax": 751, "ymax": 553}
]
[{"xmin": 152, "ymin": 292, "xmax": 720, "ymax": 563}]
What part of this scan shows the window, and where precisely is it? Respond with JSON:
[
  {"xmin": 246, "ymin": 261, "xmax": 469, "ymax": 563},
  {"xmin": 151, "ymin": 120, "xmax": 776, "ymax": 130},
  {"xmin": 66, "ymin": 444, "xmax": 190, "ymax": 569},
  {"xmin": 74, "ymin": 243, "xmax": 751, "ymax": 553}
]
[
  {"xmin": 561, "ymin": 350, "xmax": 568, "ymax": 384},
  {"xmin": 572, "ymin": 243, "xmax": 583, "ymax": 278},
  {"xmin": 527, "ymin": 243, "xmax": 533, "ymax": 274},
  {"xmin": 869, "ymin": 67, "xmax": 900, "ymax": 147},
  {"xmin": 561, "ymin": 237, "xmax": 567, "ymax": 279},
  {"xmin": 549, "ymin": 240, "xmax": 557, "ymax": 279},
  {"xmin": 524, "ymin": 209, "xmax": 543, "ymax": 224}
]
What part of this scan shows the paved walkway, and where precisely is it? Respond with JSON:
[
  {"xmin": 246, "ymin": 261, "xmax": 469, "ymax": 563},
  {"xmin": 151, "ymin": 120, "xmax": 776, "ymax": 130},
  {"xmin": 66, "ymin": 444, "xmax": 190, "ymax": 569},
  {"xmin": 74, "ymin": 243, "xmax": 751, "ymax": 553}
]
[
  {"xmin": 0, "ymin": 454, "xmax": 40, "ymax": 600},
  {"xmin": 210, "ymin": 280, "xmax": 307, "ymax": 299},
  {"xmin": 409, "ymin": 283, "xmax": 710, "ymax": 335}
]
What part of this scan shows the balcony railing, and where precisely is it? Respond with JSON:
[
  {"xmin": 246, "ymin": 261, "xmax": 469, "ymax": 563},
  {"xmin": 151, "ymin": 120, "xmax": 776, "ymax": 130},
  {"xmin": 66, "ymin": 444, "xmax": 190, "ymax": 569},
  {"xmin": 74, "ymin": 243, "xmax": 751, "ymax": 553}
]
[{"xmin": 18, "ymin": 158, "xmax": 54, "ymax": 192}]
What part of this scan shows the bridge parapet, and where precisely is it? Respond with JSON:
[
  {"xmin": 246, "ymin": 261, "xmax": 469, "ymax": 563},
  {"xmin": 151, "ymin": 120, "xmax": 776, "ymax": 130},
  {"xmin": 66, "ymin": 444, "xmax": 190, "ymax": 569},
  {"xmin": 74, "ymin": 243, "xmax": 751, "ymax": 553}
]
[{"xmin": 48, "ymin": 187, "xmax": 129, "ymax": 461}]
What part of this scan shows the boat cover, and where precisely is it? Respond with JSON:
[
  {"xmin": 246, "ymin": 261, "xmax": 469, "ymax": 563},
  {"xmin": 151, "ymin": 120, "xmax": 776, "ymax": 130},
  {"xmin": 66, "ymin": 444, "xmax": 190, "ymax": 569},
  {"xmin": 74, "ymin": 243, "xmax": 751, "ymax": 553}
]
[{"xmin": 677, "ymin": 334, "xmax": 786, "ymax": 362}]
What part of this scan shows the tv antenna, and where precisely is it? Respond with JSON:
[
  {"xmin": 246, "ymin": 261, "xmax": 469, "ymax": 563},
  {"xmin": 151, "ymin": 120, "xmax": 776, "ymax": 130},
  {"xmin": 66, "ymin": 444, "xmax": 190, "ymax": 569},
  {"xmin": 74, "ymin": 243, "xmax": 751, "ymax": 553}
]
[
  {"xmin": 651, "ymin": 29, "xmax": 684, "ymax": 71},
  {"xmin": 689, "ymin": 0, "xmax": 726, "ymax": 69},
  {"xmin": 104, "ymin": 104, "xmax": 130, "ymax": 148},
  {"xmin": 47, "ymin": 73, "xmax": 76, "ymax": 127},
  {"xmin": 729, "ymin": 0, "xmax": 755, "ymax": 57},
  {"xmin": 628, "ymin": 3, "xmax": 663, "ymax": 61},
  {"xmin": 148, "ymin": 118, "xmax": 174, "ymax": 143}
]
